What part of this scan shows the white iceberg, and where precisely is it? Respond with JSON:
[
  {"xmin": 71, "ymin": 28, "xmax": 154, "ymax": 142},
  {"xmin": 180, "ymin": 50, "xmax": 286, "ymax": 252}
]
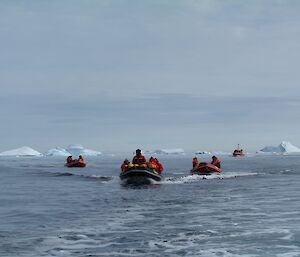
[
  {"xmin": 0, "ymin": 146, "xmax": 42, "ymax": 157},
  {"xmin": 66, "ymin": 144, "xmax": 102, "ymax": 156},
  {"xmin": 195, "ymin": 151, "xmax": 212, "ymax": 155},
  {"xmin": 45, "ymin": 147, "xmax": 71, "ymax": 157},
  {"xmin": 258, "ymin": 141, "xmax": 300, "ymax": 154},
  {"xmin": 147, "ymin": 148, "xmax": 185, "ymax": 155}
]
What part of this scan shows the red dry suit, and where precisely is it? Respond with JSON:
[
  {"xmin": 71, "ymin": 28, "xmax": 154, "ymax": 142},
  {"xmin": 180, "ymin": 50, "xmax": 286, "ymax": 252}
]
[
  {"xmin": 211, "ymin": 156, "xmax": 221, "ymax": 168},
  {"xmin": 132, "ymin": 155, "xmax": 146, "ymax": 165},
  {"xmin": 66, "ymin": 156, "xmax": 73, "ymax": 164},
  {"xmin": 192, "ymin": 157, "xmax": 199, "ymax": 168},
  {"xmin": 121, "ymin": 163, "xmax": 128, "ymax": 172},
  {"xmin": 154, "ymin": 158, "xmax": 163, "ymax": 174}
]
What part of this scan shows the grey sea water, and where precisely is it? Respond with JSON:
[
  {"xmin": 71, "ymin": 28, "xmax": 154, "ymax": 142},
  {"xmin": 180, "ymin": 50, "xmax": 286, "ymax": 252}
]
[{"xmin": 0, "ymin": 154, "xmax": 300, "ymax": 257}]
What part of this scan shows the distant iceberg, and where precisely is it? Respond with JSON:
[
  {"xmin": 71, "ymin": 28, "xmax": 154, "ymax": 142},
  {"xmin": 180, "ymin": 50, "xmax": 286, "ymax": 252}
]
[
  {"xmin": 195, "ymin": 151, "xmax": 231, "ymax": 156},
  {"xmin": 0, "ymin": 146, "xmax": 42, "ymax": 157},
  {"xmin": 147, "ymin": 148, "xmax": 185, "ymax": 155},
  {"xmin": 66, "ymin": 144, "xmax": 102, "ymax": 156},
  {"xmin": 195, "ymin": 151, "xmax": 211, "ymax": 155},
  {"xmin": 45, "ymin": 147, "xmax": 71, "ymax": 157},
  {"xmin": 258, "ymin": 141, "xmax": 300, "ymax": 154}
]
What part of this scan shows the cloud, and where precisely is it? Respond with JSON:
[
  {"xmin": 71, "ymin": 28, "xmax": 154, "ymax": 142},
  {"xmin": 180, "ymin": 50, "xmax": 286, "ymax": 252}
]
[{"xmin": 1, "ymin": 1, "xmax": 300, "ymax": 151}]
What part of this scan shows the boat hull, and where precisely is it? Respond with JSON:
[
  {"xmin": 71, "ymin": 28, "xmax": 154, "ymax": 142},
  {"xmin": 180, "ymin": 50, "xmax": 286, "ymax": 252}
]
[
  {"xmin": 191, "ymin": 163, "xmax": 221, "ymax": 175},
  {"xmin": 65, "ymin": 162, "xmax": 86, "ymax": 168},
  {"xmin": 232, "ymin": 153, "xmax": 245, "ymax": 157},
  {"xmin": 120, "ymin": 167, "xmax": 162, "ymax": 184}
]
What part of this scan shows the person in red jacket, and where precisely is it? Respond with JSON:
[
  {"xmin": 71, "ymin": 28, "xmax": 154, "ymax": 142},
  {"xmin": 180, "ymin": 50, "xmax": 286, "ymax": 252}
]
[
  {"xmin": 192, "ymin": 157, "xmax": 199, "ymax": 168},
  {"xmin": 121, "ymin": 159, "xmax": 130, "ymax": 172},
  {"xmin": 211, "ymin": 156, "xmax": 221, "ymax": 168},
  {"xmin": 66, "ymin": 156, "xmax": 73, "ymax": 164},
  {"xmin": 154, "ymin": 158, "xmax": 164, "ymax": 174},
  {"xmin": 77, "ymin": 155, "xmax": 85, "ymax": 164},
  {"xmin": 132, "ymin": 149, "xmax": 146, "ymax": 165}
]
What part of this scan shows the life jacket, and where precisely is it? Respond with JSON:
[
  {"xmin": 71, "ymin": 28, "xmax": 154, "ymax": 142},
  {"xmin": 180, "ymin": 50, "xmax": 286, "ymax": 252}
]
[
  {"xmin": 121, "ymin": 163, "xmax": 128, "ymax": 172},
  {"xmin": 147, "ymin": 161, "xmax": 158, "ymax": 170},
  {"xmin": 156, "ymin": 162, "xmax": 163, "ymax": 174},
  {"xmin": 153, "ymin": 158, "xmax": 163, "ymax": 173},
  {"xmin": 132, "ymin": 155, "xmax": 146, "ymax": 165}
]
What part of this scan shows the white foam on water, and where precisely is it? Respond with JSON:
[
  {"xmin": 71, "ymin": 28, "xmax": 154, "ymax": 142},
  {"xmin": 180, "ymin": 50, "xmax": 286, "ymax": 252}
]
[
  {"xmin": 161, "ymin": 172, "xmax": 259, "ymax": 184},
  {"xmin": 277, "ymin": 250, "xmax": 300, "ymax": 257},
  {"xmin": 195, "ymin": 248, "xmax": 255, "ymax": 257}
]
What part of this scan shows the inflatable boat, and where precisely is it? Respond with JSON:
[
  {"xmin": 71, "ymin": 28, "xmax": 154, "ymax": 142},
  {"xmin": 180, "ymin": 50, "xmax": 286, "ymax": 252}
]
[
  {"xmin": 65, "ymin": 161, "xmax": 86, "ymax": 168},
  {"xmin": 232, "ymin": 150, "xmax": 245, "ymax": 157},
  {"xmin": 232, "ymin": 144, "xmax": 245, "ymax": 157},
  {"xmin": 120, "ymin": 166, "xmax": 162, "ymax": 184},
  {"xmin": 191, "ymin": 163, "xmax": 221, "ymax": 175}
]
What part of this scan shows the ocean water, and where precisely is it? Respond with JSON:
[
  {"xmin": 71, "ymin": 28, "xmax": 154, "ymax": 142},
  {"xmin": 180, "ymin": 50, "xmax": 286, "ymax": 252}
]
[{"xmin": 0, "ymin": 154, "xmax": 300, "ymax": 257}]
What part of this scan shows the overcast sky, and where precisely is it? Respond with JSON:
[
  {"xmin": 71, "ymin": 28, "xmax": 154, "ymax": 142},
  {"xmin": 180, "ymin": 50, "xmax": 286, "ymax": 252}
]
[{"xmin": 1, "ymin": 0, "xmax": 300, "ymax": 153}]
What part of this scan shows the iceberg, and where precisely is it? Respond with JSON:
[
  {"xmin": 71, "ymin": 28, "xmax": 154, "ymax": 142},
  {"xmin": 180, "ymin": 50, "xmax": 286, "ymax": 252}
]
[
  {"xmin": 258, "ymin": 141, "xmax": 300, "ymax": 154},
  {"xmin": 66, "ymin": 144, "xmax": 102, "ymax": 156},
  {"xmin": 147, "ymin": 148, "xmax": 185, "ymax": 155},
  {"xmin": 195, "ymin": 151, "xmax": 212, "ymax": 155},
  {"xmin": 45, "ymin": 147, "xmax": 71, "ymax": 157},
  {"xmin": 0, "ymin": 146, "xmax": 42, "ymax": 157}
]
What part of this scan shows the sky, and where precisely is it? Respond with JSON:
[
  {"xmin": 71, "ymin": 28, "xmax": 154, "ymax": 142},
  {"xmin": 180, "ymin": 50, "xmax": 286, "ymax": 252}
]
[{"xmin": 1, "ymin": 0, "xmax": 300, "ymax": 153}]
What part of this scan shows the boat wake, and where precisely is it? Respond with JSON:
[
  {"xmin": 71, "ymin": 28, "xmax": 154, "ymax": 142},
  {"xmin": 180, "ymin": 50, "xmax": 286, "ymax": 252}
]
[
  {"xmin": 162, "ymin": 172, "xmax": 260, "ymax": 184},
  {"xmin": 49, "ymin": 171, "xmax": 116, "ymax": 182}
]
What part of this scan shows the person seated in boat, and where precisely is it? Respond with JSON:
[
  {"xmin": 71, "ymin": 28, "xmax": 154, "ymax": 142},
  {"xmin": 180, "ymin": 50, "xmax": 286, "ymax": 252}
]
[
  {"xmin": 191, "ymin": 157, "xmax": 200, "ymax": 171},
  {"xmin": 66, "ymin": 155, "xmax": 73, "ymax": 164},
  {"xmin": 121, "ymin": 159, "xmax": 130, "ymax": 172},
  {"xmin": 132, "ymin": 149, "xmax": 146, "ymax": 165},
  {"xmin": 147, "ymin": 157, "xmax": 157, "ymax": 169},
  {"xmin": 77, "ymin": 155, "xmax": 85, "ymax": 164},
  {"xmin": 154, "ymin": 157, "xmax": 164, "ymax": 174},
  {"xmin": 192, "ymin": 157, "xmax": 199, "ymax": 168},
  {"xmin": 211, "ymin": 155, "xmax": 221, "ymax": 168}
]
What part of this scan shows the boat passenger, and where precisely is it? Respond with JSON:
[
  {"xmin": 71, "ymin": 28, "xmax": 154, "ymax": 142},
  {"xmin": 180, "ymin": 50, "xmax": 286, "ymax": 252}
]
[
  {"xmin": 192, "ymin": 157, "xmax": 199, "ymax": 168},
  {"xmin": 78, "ymin": 155, "xmax": 85, "ymax": 164},
  {"xmin": 132, "ymin": 149, "xmax": 146, "ymax": 165},
  {"xmin": 191, "ymin": 157, "xmax": 200, "ymax": 171},
  {"xmin": 211, "ymin": 155, "xmax": 221, "ymax": 168},
  {"xmin": 154, "ymin": 158, "xmax": 164, "ymax": 174},
  {"xmin": 121, "ymin": 159, "xmax": 130, "ymax": 172},
  {"xmin": 147, "ymin": 157, "xmax": 158, "ymax": 169},
  {"xmin": 66, "ymin": 155, "xmax": 73, "ymax": 164}
]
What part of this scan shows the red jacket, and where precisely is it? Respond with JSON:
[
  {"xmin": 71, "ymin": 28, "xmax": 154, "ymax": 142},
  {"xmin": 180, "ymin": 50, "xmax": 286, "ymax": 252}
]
[
  {"xmin": 153, "ymin": 158, "xmax": 163, "ymax": 174},
  {"xmin": 192, "ymin": 157, "xmax": 198, "ymax": 167},
  {"xmin": 132, "ymin": 155, "xmax": 146, "ymax": 165},
  {"xmin": 121, "ymin": 163, "xmax": 128, "ymax": 172},
  {"xmin": 211, "ymin": 157, "xmax": 221, "ymax": 168}
]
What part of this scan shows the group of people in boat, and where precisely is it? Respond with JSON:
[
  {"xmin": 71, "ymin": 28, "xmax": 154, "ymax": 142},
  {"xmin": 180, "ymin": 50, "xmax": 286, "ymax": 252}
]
[
  {"xmin": 191, "ymin": 155, "xmax": 221, "ymax": 171},
  {"xmin": 121, "ymin": 149, "xmax": 164, "ymax": 174},
  {"xmin": 66, "ymin": 155, "xmax": 86, "ymax": 167},
  {"xmin": 232, "ymin": 149, "xmax": 244, "ymax": 156},
  {"xmin": 65, "ymin": 148, "xmax": 222, "ymax": 174}
]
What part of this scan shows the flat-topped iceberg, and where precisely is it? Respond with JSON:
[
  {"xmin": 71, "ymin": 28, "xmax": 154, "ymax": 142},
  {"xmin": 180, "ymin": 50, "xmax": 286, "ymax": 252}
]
[
  {"xmin": 0, "ymin": 146, "xmax": 42, "ymax": 157},
  {"xmin": 147, "ymin": 148, "xmax": 185, "ymax": 155},
  {"xmin": 66, "ymin": 144, "xmax": 102, "ymax": 156},
  {"xmin": 258, "ymin": 141, "xmax": 300, "ymax": 154},
  {"xmin": 45, "ymin": 147, "xmax": 71, "ymax": 157}
]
